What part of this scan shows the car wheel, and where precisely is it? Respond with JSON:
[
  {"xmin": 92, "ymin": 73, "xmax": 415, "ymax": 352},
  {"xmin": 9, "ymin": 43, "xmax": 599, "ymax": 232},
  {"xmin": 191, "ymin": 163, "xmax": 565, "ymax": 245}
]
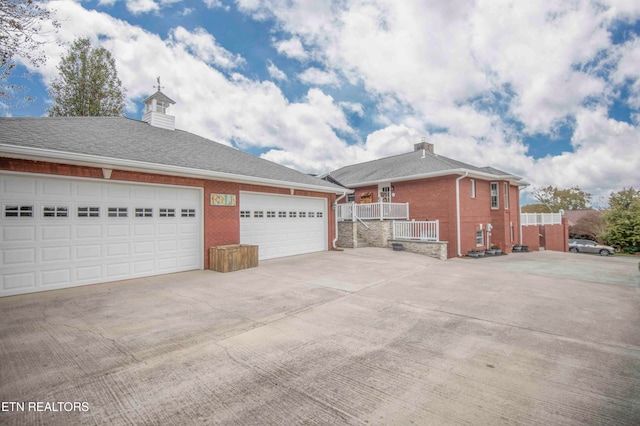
[
  {"xmin": 569, "ymin": 247, "xmax": 578, "ymax": 253},
  {"xmin": 599, "ymin": 249, "xmax": 610, "ymax": 256}
]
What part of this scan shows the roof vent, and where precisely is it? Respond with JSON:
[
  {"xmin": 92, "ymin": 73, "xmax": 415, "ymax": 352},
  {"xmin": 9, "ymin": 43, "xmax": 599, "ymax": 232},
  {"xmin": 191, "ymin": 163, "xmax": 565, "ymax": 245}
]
[
  {"xmin": 142, "ymin": 77, "xmax": 176, "ymax": 130},
  {"xmin": 414, "ymin": 138, "xmax": 434, "ymax": 154}
]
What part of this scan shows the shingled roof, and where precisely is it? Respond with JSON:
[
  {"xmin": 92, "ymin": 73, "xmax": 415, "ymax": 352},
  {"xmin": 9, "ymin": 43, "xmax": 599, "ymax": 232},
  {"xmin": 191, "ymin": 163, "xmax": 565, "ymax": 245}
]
[
  {"xmin": 329, "ymin": 149, "xmax": 526, "ymax": 187},
  {"xmin": 0, "ymin": 116, "xmax": 345, "ymax": 193}
]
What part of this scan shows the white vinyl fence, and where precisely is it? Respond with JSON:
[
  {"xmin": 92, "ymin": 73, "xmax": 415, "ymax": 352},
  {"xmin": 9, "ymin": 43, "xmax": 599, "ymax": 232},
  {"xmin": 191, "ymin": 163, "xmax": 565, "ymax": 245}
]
[
  {"xmin": 521, "ymin": 212, "xmax": 563, "ymax": 226},
  {"xmin": 338, "ymin": 202, "xmax": 409, "ymax": 221},
  {"xmin": 393, "ymin": 220, "xmax": 439, "ymax": 241}
]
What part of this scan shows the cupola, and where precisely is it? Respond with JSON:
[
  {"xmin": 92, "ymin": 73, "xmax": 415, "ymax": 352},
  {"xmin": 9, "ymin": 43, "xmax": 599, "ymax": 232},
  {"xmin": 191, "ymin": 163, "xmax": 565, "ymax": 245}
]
[{"xmin": 142, "ymin": 77, "xmax": 176, "ymax": 130}]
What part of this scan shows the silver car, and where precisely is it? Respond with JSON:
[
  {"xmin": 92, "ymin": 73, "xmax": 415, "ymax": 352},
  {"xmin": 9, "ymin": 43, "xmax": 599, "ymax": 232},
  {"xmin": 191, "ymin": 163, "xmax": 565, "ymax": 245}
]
[{"xmin": 568, "ymin": 239, "xmax": 615, "ymax": 256}]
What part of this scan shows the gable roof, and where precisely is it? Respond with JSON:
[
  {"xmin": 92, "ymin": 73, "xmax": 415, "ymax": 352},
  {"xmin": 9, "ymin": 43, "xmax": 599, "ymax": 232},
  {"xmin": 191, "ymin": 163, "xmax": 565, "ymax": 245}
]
[
  {"xmin": 329, "ymin": 149, "xmax": 527, "ymax": 187},
  {"xmin": 0, "ymin": 117, "xmax": 345, "ymax": 194}
]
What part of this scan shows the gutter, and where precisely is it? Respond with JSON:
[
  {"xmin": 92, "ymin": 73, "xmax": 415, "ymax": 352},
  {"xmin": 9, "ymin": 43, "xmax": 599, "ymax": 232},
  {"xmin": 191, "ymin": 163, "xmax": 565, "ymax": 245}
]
[
  {"xmin": 455, "ymin": 171, "xmax": 469, "ymax": 257},
  {"xmin": 0, "ymin": 144, "xmax": 345, "ymax": 195},
  {"xmin": 342, "ymin": 168, "xmax": 526, "ymax": 188},
  {"xmin": 332, "ymin": 192, "xmax": 348, "ymax": 249}
]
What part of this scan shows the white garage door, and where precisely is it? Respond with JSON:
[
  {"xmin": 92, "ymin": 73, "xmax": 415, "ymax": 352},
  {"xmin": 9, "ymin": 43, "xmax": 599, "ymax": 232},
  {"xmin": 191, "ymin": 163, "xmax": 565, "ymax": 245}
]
[
  {"xmin": 0, "ymin": 173, "xmax": 202, "ymax": 297},
  {"xmin": 240, "ymin": 192, "xmax": 327, "ymax": 260}
]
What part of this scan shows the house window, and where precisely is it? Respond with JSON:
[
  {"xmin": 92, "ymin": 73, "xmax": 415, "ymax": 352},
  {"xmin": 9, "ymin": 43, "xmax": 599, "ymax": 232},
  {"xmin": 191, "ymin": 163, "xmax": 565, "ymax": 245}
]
[
  {"xmin": 43, "ymin": 206, "xmax": 68, "ymax": 218},
  {"xmin": 108, "ymin": 207, "xmax": 128, "ymax": 218},
  {"xmin": 78, "ymin": 207, "xmax": 100, "ymax": 217},
  {"xmin": 159, "ymin": 208, "xmax": 175, "ymax": 218},
  {"xmin": 490, "ymin": 182, "xmax": 499, "ymax": 209},
  {"xmin": 470, "ymin": 179, "xmax": 476, "ymax": 198},
  {"xmin": 379, "ymin": 185, "xmax": 391, "ymax": 202},
  {"xmin": 156, "ymin": 100, "xmax": 169, "ymax": 114},
  {"xmin": 346, "ymin": 194, "xmax": 355, "ymax": 202},
  {"xmin": 135, "ymin": 208, "xmax": 153, "ymax": 218},
  {"xmin": 504, "ymin": 183, "xmax": 509, "ymax": 209},
  {"xmin": 4, "ymin": 205, "xmax": 33, "ymax": 218},
  {"xmin": 181, "ymin": 208, "xmax": 196, "ymax": 218},
  {"xmin": 476, "ymin": 229, "xmax": 484, "ymax": 246}
]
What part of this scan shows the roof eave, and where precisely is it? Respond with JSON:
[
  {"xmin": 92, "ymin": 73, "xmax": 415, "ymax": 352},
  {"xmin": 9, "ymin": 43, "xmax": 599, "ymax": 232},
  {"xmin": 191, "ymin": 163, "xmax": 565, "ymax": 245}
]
[
  {"xmin": 340, "ymin": 169, "xmax": 527, "ymax": 187},
  {"xmin": 0, "ymin": 145, "xmax": 348, "ymax": 195}
]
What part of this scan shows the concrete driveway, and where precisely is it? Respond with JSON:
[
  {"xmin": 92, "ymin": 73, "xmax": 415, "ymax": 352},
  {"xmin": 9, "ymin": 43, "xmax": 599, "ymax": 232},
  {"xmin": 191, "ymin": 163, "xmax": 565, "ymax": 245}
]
[{"xmin": 1, "ymin": 249, "xmax": 639, "ymax": 425}]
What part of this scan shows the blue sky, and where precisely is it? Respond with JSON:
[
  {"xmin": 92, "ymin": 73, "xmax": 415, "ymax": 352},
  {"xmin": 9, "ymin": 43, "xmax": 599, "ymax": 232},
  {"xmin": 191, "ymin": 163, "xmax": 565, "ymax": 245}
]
[{"xmin": 3, "ymin": 0, "xmax": 640, "ymax": 205}]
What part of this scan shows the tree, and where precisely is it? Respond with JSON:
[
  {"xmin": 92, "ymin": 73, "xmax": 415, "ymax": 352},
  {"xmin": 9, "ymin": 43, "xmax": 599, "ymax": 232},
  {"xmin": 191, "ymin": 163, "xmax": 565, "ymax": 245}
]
[
  {"xmin": 602, "ymin": 188, "xmax": 640, "ymax": 254},
  {"xmin": 569, "ymin": 211, "xmax": 605, "ymax": 241},
  {"xmin": 0, "ymin": 0, "xmax": 59, "ymax": 100},
  {"xmin": 521, "ymin": 204, "xmax": 551, "ymax": 213},
  {"xmin": 532, "ymin": 185, "xmax": 592, "ymax": 212},
  {"xmin": 47, "ymin": 38, "xmax": 126, "ymax": 117}
]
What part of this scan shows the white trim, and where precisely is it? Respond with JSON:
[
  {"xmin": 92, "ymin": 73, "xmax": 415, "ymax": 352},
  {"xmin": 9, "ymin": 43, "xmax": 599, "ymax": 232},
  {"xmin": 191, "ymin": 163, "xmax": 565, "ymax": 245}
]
[
  {"xmin": 343, "ymin": 168, "xmax": 526, "ymax": 188},
  {"xmin": 0, "ymin": 144, "xmax": 345, "ymax": 195}
]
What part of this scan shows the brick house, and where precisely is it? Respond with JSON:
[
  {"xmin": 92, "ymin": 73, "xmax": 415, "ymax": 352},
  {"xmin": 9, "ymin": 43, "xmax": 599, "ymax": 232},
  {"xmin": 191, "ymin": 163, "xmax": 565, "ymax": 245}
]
[
  {"xmin": 0, "ymin": 90, "xmax": 347, "ymax": 296},
  {"xmin": 328, "ymin": 141, "xmax": 528, "ymax": 258}
]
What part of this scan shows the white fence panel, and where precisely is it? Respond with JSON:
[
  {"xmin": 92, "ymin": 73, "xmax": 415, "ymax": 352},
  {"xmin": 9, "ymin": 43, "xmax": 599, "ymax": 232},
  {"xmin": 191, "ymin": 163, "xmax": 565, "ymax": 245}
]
[
  {"xmin": 393, "ymin": 220, "xmax": 439, "ymax": 241},
  {"xmin": 338, "ymin": 202, "xmax": 409, "ymax": 221},
  {"xmin": 521, "ymin": 213, "xmax": 563, "ymax": 226}
]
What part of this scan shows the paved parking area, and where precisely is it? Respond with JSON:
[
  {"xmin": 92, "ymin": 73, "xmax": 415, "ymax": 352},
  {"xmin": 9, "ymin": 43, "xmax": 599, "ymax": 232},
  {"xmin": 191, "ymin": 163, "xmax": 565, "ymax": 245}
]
[{"xmin": 1, "ymin": 248, "xmax": 639, "ymax": 425}]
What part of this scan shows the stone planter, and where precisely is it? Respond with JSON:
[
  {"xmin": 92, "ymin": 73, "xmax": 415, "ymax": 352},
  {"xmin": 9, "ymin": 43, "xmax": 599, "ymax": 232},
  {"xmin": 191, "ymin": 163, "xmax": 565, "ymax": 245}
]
[{"xmin": 486, "ymin": 249, "xmax": 497, "ymax": 255}]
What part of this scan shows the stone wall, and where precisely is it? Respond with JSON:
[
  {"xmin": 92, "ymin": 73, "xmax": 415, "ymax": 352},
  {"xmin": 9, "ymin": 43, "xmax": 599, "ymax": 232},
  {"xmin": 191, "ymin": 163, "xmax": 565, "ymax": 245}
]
[
  {"xmin": 357, "ymin": 221, "xmax": 393, "ymax": 247},
  {"xmin": 390, "ymin": 240, "xmax": 448, "ymax": 261},
  {"xmin": 338, "ymin": 220, "xmax": 448, "ymax": 260}
]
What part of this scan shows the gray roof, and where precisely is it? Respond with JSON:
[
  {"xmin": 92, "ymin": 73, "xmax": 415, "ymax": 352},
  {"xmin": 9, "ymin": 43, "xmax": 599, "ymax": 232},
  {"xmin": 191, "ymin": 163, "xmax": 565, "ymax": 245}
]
[
  {"xmin": 143, "ymin": 90, "xmax": 175, "ymax": 105},
  {"xmin": 0, "ymin": 116, "xmax": 344, "ymax": 193},
  {"xmin": 329, "ymin": 149, "xmax": 524, "ymax": 186}
]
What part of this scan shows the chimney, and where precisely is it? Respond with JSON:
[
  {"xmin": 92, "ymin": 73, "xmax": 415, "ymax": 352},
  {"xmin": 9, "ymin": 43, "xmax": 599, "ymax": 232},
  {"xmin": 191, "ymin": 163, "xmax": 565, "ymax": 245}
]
[
  {"xmin": 414, "ymin": 137, "xmax": 434, "ymax": 154},
  {"xmin": 142, "ymin": 78, "xmax": 176, "ymax": 130}
]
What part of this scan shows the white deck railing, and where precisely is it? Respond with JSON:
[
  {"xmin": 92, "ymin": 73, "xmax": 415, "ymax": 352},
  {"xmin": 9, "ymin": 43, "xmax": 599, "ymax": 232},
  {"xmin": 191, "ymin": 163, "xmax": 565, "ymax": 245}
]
[
  {"xmin": 337, "ymin": 201, "xmax": 409, "ymax": 221},
  {"xmin": 393, "ymin": 220, "xmax": 439, "ymax": 241},
  {"xmin": 521, "ymin": 212, "xmax": 563, "ymax": 226}
]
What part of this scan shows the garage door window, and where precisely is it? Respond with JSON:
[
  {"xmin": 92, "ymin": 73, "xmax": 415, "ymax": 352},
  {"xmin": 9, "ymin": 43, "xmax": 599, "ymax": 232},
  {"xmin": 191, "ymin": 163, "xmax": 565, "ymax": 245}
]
[
  {"xmin": 300, "ymin": 211, "xmax": 307, "ymax": 218},
  {"xmin": 289, "ymin": 211, "xmax": 297, "ymax": 218},
  {"xmin": 4, "ymin": 205, "xmax": 33, "ymax": 218},
  {"xmin": 317, "ymin": 212, "xmax": 323, "ymax": 218},
  {"xmin": 78, "ymin": 207, "xmax": 100, "ymax": 217},
  {"xmin": 267, "ymin": 211, "xmax": 276, "ymax": 218},
  {"xmin": 253, "ymin": 210, "xmax": 264, "ymax": 218},
  {"xmin": 181, "ymin": 208, "xmax": 196, "ymax": 217},
  {"xmin": 278, "ymin": 211, "xmax": 286, "ymax": 218},
  {"xmin": 135, "ymin": 208, "xmax": 153, "ymax": 218},
  {"xmin": 43, "ymin": 206, "xmax": 68, "ymax": 218},
  {"xmin": 159, "ymin": 208, "xmax": 175, "ymax": 217},
  {"xmin": 240, "ymin": 210, "xmax": 250, "ymax": 218},
  {"xmin": 108, "ymin": 207, "xmax": 128, "ymax": 217}
]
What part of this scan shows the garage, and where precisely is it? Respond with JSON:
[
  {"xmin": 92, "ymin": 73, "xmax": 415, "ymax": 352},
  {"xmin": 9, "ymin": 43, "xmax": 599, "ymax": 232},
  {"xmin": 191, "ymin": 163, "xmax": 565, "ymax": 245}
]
[
  {"xmin": 239, "ymin": 192, "xmax": 328, "ymax": 260},
  {"xmin": 0, "ymin": 173, "xmax": 202, "ymax": 297}
]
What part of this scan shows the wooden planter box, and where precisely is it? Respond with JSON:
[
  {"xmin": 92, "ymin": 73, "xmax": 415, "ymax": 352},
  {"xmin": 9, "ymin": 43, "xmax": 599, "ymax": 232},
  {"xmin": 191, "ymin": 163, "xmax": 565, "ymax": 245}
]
[{"xmin": 209, "ymin": 244, "xmax": 258, "ymax": 273}]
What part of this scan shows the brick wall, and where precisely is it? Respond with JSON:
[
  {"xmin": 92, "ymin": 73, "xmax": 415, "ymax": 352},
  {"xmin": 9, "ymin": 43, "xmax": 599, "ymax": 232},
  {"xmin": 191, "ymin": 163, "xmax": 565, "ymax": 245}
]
[
  {"xmin": 1, "ymin": 158, "xmax": 338, "ymax": 269},
  {"xmin": 342, "ymin": 176, "xmax": 521, "ymax": 258}
]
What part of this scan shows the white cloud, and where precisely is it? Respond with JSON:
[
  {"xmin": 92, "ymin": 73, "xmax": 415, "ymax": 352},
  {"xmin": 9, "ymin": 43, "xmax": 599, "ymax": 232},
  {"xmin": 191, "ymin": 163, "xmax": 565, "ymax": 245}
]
[
  {"xmin": 273, "ymin": 37, "xmax": 308, "ymax": 60},
  {"xmin": 203, "ymin": 0, "xmax": 229, "ymax": 10},
  {"xmin": 17, "ymin": 0, "xmax": 640, "ymax": 202},
  {"xmin": 168, "ymin": 27, "xmax": 245, "ymax": 69},
  {"xmin": 267, "ymin": 61, "xmax": 287, "ymax": 81},
  {"xmin": 126, "ymin": 0, "xmax": 160, "ymax": 14},
  {"xmin": 297, "ymin": 67, "xmax": 340, "ymax": 87}
]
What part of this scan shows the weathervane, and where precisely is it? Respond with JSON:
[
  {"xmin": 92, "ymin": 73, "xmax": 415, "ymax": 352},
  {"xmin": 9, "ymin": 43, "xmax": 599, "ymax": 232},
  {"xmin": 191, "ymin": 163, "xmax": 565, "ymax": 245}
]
[{"xmin": 153, "ymin": 76, "xmax": 165, "ymax": 92}]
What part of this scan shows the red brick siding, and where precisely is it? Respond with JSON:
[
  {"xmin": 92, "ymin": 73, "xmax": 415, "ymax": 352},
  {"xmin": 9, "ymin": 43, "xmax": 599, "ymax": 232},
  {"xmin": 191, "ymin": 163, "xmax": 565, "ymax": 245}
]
[
  {"xmin": 1, "ymin": 158, "xmax": 337, "ymax": 269},
  {"xmin": 521, "ymin": 226, "xmax": 541, "ymax": 251},
  {"xmin": 347, "ymin": 176, "xmax": 521, "ymax": 258}
]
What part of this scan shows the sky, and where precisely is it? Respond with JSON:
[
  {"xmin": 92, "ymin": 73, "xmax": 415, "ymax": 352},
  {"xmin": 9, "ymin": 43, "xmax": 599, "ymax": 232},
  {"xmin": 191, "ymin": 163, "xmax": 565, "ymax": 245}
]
[{"xmin": 3, "ymin": 0, "xmax": 640, "ymax": 206}]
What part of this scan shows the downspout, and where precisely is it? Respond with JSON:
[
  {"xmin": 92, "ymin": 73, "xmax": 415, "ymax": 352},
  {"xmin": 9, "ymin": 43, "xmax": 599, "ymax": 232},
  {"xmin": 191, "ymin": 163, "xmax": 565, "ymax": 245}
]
[
  {"xmin": 518, "ymin": 184, "xmax": 527, "ymax": 245},
  {"xmin": 455, "ymin": 172, "xmax": 469, "ymax": 257},
  {"xmin": 332, "ymin": 192, "xmax": 348, "ymax": 249}
]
